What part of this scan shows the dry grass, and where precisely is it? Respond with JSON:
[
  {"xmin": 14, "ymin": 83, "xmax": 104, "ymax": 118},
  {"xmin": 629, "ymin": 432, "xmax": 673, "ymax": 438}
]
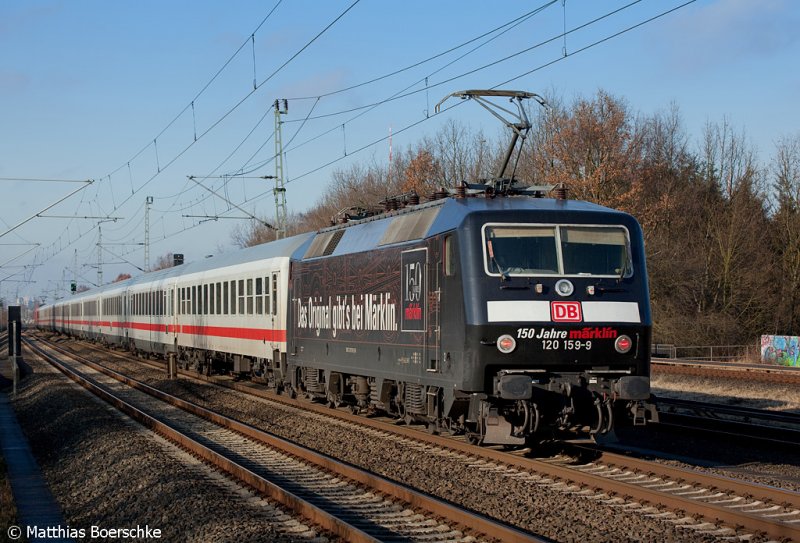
[
  {"xmin": 0, "ymin": 455, "xmax": 19, "ymax": 543},
  {"xmin": 652, "ymin": 373, "xmax": 800, "ymax": 412}
]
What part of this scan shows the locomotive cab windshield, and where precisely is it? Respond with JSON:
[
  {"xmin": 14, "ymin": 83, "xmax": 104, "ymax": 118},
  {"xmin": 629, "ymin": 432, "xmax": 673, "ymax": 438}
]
[{"xmin": 482, "ymin": 224, "xmax": 632, "ymax": 278}]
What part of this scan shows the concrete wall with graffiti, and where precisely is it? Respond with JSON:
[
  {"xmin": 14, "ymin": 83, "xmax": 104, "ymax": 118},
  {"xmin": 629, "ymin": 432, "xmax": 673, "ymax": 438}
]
[{"xmin": 760, "ymin": 335, "xmax": 800, "ymax": 367}]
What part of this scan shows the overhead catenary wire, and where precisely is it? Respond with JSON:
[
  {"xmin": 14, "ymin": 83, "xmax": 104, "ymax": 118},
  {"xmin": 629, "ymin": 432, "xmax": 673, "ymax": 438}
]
[
  {"xmin": 129, "ymin": 1, "xmax": 701, "ymax": 257},
  {"xmin": 285, "ymin": 0, "xmax": 694, "ymax": 185},
  {"xmin": 26, "ymin": 1, "xmax": 361, "ymax": 286},
  {"xmin": 25, "ymin": 1, "xmax": 698, "ymax": 300}
]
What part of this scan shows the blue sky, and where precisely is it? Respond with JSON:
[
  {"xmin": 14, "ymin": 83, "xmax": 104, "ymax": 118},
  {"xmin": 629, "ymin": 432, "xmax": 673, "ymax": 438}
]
[{"xmin": 1, "ymin": 0, "xmax": 799, "ymax": 303}]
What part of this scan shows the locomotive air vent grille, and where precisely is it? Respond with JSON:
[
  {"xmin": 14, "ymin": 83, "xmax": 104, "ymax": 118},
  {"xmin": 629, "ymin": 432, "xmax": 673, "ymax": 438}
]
[
  {"xmin": 303, "ymin": 231, "xmax": 336, "ymax": 259},
  {"xmin": 322, "ymin": 229, "xmax": 346, "ymax": 256},
  {"xmin": 379, "ymin": 208, "xmax": 440, "ymax": 246}
]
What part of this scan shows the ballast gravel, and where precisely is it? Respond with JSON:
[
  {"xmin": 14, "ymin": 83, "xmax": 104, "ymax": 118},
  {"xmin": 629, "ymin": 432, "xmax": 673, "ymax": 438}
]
[
  {"xmin": 10, "ymin": 356, "xmax": 323, "ymax": 543},
  {"xmin": 34, "ymin": 339, "xmax": 791, "ymax": 543},
  {"xmin": 15, "ymin": 336, "xmax": 798, "ymax": 542}
]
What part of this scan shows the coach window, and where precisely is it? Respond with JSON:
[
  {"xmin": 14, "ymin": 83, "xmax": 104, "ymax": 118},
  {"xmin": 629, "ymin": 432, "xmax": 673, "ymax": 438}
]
[
  {"xmin": 209, "ymin": 284, "xmax": 215, "ymax": 315},
  {"xmin": 230, "ymin": 280, "xmax": 237, "ymax": 314},
  {"xmin": 216, "ymin": 282, "xmax": 222, "ymax": 315},
  {"xmin": 271, "ymin": 273, "xmax": 278, "ymax": 316},
  {"xmin": 238, "ymin": 279, "xmax": 245, "ymax": 315},
  {"xmin": 203, "ymin": 284, "xmax": 209, "ymax": 315},
  {"xmin": 223, "ymin": 282, "xmax": 229, "ymax": 315},
  {"xmin": 264, "ymin": 277, "xmax": 271, "ymax": 316},
  {"xmin": 190, "ymin": 286, "xmax": 196, "ymax": 315},
  {"xmin": 246, "ymin": 279, "xmax": 254, "ymax": 315},
  {"xmin": 255, "ymin": 278, "xmax": 263, "ymax": 314}
]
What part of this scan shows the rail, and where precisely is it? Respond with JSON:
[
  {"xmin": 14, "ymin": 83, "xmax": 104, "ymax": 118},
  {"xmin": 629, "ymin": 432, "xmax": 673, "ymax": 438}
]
[
  {"xmin": 38, "ymin": 333, "xmax": 800, "ymax": 542},
  {"xmin": 654, "ymin": 395, "xmax": 800, "ymax": 447},
  {"xmin": 25, "ymin": 335, "xmax": 545, "ymax": 543}
]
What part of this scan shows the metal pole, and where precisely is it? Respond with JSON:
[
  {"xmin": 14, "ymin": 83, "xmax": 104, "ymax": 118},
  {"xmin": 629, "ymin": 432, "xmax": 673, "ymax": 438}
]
[
  {"xmin": 11, "ymin": 320, "xmax": 17, "ymax": 398},
  {"xmin": 274, "ymin": 99, "xmax": 288, "ymax": 239},
  {"xmin": 145, "ymin": 196, "xmax": 153, "ymax": 271},
  {"xmin": 97, "ymin": 224, "xmax": 103, "ymax": 286}
]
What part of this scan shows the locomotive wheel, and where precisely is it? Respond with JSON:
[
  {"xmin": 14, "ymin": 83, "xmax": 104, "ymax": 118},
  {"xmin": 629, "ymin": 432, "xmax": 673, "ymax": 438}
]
[
  {"xmin": 465, "ymin": 421, "xmax": 484, "ymax": 445},
  {"xmin": 326, "ymin": 391, "xmax": 343, "ymax": 408}
]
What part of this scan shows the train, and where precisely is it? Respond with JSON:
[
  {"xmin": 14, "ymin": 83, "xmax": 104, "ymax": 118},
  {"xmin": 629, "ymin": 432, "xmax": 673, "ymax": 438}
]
[{"xmin": 35, "ymin": 183, "xmax": 656, "ymax": 445}]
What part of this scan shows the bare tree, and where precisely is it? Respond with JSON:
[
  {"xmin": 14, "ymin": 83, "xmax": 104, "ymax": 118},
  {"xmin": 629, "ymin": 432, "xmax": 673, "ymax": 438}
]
[
  {"xmin": 772, "ymin": 134, "xmax": 800, "ymax": 334},
  {"xmin": 523, "ymin": 90, "xmax": 645, "ymax": 212}
]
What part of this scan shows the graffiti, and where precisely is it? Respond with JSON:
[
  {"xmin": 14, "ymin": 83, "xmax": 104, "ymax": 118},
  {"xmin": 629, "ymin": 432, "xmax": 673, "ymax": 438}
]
[{"xmin": 760, "ymin": 335, "xmax": 799, "ymax": 367}]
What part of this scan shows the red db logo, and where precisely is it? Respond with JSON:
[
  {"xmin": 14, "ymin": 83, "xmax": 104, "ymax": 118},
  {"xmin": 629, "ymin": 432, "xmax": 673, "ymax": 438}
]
[{"xmin": 551, "ymin": 301, "xmax": 582, "ymax": 322}]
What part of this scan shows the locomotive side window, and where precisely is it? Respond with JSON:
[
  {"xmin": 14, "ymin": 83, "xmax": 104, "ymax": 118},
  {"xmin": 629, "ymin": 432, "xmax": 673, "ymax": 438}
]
[
  {"xmin": 482, "ymin": 224, "xmax": 631, "ymax": 278},
  {"xmin": 444, "ymin": 234, "xmax": 456, "ymax": 277}
]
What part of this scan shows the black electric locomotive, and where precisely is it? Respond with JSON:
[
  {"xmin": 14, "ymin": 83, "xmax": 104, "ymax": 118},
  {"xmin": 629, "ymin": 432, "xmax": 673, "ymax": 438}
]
[{"xmin": 287, "ymin": 185, "xmax": 654, "ymax": 445}]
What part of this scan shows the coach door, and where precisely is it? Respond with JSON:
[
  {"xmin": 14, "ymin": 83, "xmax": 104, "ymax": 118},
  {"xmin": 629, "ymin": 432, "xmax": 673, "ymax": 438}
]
[{"xmin": 268, "ymin": 271, "xmax": 281, "ymax": 356}]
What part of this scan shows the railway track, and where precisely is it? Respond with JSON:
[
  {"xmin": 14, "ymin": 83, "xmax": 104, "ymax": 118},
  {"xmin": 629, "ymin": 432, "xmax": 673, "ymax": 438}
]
[
  {"xmin": 30, "ymin": 333, "xmax": 800, "ymax": 541},
  {"xmin": 653, "ymin": 395, "xmax": 800, "ymax": 446},
  {"xmin": 23, "ymin": 335, "xmax": 542, "ymax": 543},
  {"xmin": 653, "ymin": 357, "xmax": 800, "ymax": 384}
]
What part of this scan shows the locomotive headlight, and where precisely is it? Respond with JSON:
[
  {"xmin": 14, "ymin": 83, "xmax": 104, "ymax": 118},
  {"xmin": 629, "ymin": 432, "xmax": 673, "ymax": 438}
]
[
  {"xmin": 555, "ymin": 279, "xmax": 574, "ymax": 297},
  {"xmin": 497, "ymin": 334, "xmax": 517, "ymax": 354},
  {"xmin": 615, "ymin": 335, "xmax": 633, "ymax": 354}
]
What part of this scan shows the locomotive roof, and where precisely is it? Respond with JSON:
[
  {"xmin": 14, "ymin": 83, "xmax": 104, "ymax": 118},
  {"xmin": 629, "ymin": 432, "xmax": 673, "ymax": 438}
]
[{"xmin": 299, "ymin": 195, "xmax": 635, "ymax": 260}]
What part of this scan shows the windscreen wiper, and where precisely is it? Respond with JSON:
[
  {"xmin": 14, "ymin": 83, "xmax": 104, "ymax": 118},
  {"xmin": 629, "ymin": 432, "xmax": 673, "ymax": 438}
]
[{"xmin": 486, "ymin": 240, "xmax": 508, "ymax": 281}]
